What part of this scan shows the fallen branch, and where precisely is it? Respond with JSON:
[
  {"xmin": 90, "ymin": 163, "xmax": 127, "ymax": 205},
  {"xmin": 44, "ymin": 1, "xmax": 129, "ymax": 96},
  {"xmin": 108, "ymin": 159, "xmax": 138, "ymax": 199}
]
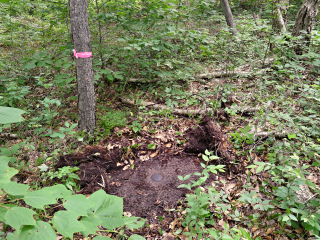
[
  {"xmin": 120, "ymin": 97, "xmax": 211, "ymax": 116},
  {"xmin": 197, "ymin": 70, "xmax": 252, "ymax": 79},
  {"xmin": 0, "ymin": 133, "xmax": 18, "ymax": 139},
  {"xmin": 253, "ymin": 129, "xmax": 290, "ymax": 138},
  {"xmin": 120, "ymin": 97, "xmax": 273, "ymax": 116}
]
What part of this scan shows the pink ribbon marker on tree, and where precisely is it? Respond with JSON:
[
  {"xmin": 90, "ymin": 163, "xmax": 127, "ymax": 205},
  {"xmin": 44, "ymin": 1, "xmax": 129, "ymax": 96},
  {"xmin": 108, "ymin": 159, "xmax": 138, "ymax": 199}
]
[{"xmin": 72, "ymin": 49, "xmax": 92, "ymax": 58}]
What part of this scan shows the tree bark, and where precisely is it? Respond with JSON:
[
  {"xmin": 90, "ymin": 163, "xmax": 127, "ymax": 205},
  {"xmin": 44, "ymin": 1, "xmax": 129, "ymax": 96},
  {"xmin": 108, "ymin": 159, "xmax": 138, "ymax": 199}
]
[
  {"xmin": 272, "ymin": 0, "xmax": 289, "ymax": 33},
  {"xmin": 220, "ymin": 0, "xmax": 237, "ymax": 35},
  {"xmin": 292, "ymin": 0, "xmax": 320, "ymax": 54},
  {"xmin": 69, "ymin": 0, "xmax": 96, "ymax": 133}
]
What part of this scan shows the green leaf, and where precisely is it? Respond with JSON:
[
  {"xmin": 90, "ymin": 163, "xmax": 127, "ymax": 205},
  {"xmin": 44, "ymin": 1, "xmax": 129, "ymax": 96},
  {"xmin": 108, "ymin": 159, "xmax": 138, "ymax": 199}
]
[
  {"xmin": 5, "ymin": 207, "xmax": 36, "ymax": 230},
  {"xmin": 24, "ymin": 189, "xmax": 57, "ymax": 209},
  {"xmin": 282, "ymin": 214, "xmax": 290, "ymax": 221},
  {"xmin": 124, "ymin": 216, "xmax": 146, "ymax": 229},
  {"xmin": 80, "ymin": 211, "xmax": 101, "ymax": 237},
  {"xmin": 288, "ymin": 214, "xmax": 298, "ymax": 221},
  {"xmin": 288, "ymin": 133, "xmax": 296, "ymax": 139},
  {"xmin": 256, "ymin": 165, "xmax": 264, "ymax": 173},
  {"xmin": 6, "ymin": 233, "xmax": 19, "ymax": 240},
  {"xmin": 64, "ymin": 194, "xmax": 95, "ymax": 216},
  {"xmin": 19, "ymin": 220, "xmax": 56, "ymax": 240},
  {"xmin": 52, "ymin": 211, "xmax": 84, "ymax": 239},
  {"xmin": 89, "ymin": 189, "xmax": 124, "ymax": 230},
  {"xmin": 22, "ymin": 60, "xmax": 37, "ymax": 70},
  {"xmin": 0, "ymin": 107, "xmax": 25, "ymax": 124},
  {"xmin": 0, "ymin": 204, "xmax": 17, "ymax": 221},
  {"xmin": 10, "ymin": 144, "xmax": 20, "ymax": 155},
  {"xmin": 43, "ymin": 184, "xmax": 72, "ymax": 199},
  {"xmin": 221, "ymin": 233, "xmax": 234, "ymax": 240},
  {"xmin": 202, "ymin": 154, "xmax": 209, "ymax": 161},
  {"xmin": 3, "ymin": 181, "xmax": 29, "ymax": 196},
  {"xmin": 128, "ymin": 235, "xmax": 146, "ymax": 240},
  {"xmin": 0, "ymin": 156, "xmax": 18, "ymax": 184},
  {"xmin": 93, "ymin": 236, "xmax": 113, "ymax": 240}
]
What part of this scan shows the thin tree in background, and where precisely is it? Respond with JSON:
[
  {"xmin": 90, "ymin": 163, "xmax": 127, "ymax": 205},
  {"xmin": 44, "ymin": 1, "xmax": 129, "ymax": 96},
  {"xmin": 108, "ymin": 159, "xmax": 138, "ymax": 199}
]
[
  {"xmin": 292, "ymin": 0, "xmax": 320, "ymax": 54},
  {"xmin": 69, "ymin": 0, "xmax": 96, "ymax": 133},
  {"xmin": 220, "ymin": 0, "xmax": 237, "ymax": 35},
  {"xmin": 272, "ymin": 0, "xmax": 289, "ymax": 32}
]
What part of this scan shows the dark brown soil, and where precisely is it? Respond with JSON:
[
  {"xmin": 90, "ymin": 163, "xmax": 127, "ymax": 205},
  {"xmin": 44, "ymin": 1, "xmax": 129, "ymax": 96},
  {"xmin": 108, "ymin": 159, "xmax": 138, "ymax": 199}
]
[
  {"xmin": 108, "ymin": 155, "xmax": 201, "ymax": 222},
  {"xmin": 54, "ymin": 114, "xmax": 245, "ymax": 224}
]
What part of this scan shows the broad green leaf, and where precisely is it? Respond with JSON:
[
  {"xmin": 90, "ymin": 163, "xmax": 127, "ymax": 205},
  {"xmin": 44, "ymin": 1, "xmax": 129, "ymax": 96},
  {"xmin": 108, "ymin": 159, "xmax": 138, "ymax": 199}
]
[
  {"xmin": 0, "ymin": 204, "xmax": 17, "ymax": 221},
  {"xmin": 3, "ymin": 181, "xmax": 29, "ymax": 196},
  {"xmin": 10, "ymin": 144, "xmax": 20, "ymax": 155},
  {"xmin": 64, "ymin": 194, "xmax": 95, "ymax": 216},
  {"xmin": 0, "ymin": 0, "xmax": 10, "ymax": 3},
  {"xmin": 52, "ymin": 211, "xmax": 84, "ymax": 239},
  {"xmin": 128, "ymin": 235, "xmax": 146, "ymax": 240},
  {"xmin": 124, "ymin": 216, "xmax": 146, "ymax": 229},
  {"xmin": 19, "ymin": 220, "xmax": 56, "ymax": 240},
  {"xmin": 93, "ymin": 236, "xmax": 112, "ymax": 240},
  {"xmin": 22, "ymin": 60, "xmax": 37, "ymax": 70},
  {"xmin": 0, "ymin": 106, "xmax": 25, "ymax": 124},
  {"xmin": 0, "ymin": 156, "xmax": 18, "ymax": 185},
  {"xmin": 6, "ymin": 233, "xmax": 19, "ymax": 240},
  {"xmin": 89, "ymin": 190, "xmax": 124, "ymax": 229},
  {"xmin": 5, "ymin": 207, "xmax": 36, "ymax": 230},
  {"xmin": 80, "ymin": 211, "xmax": 101, "ymax": 237},
  {"xmin": 43, "ymin": 184, "xmax": 72, "ymax": 199},
  {"xmin": 24, "ymin": 189, "xmax": 57, "ymax": 209}
]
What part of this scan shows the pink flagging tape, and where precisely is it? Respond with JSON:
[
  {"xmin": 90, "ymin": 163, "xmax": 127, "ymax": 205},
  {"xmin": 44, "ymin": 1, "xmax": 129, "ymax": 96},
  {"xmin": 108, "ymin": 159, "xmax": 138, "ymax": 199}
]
[{"xmin": 72, "ymin": 49, "xmax": 92, "ymax": 58}]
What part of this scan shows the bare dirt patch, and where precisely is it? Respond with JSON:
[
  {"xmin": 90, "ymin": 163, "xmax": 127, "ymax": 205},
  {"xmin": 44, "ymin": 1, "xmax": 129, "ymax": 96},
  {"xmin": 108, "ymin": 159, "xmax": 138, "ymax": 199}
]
[
  {"xmin": 108, "ymin": 155, "xmax": 201, "ymax": 222},
  {"xmin": 54, "ymin": 115, "xmax": 245, "ymax": 228}
]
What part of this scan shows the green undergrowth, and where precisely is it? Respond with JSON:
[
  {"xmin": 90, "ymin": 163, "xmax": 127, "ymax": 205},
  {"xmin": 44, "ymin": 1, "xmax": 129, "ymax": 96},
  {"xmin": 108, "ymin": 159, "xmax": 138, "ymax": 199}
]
[
  {"xmin": 1, "ymin": 0, "xmax": 320, "ymax": 239},
  {"xmin": 0, "ymin": 109, "xmax": 146, "ymax": 240}
]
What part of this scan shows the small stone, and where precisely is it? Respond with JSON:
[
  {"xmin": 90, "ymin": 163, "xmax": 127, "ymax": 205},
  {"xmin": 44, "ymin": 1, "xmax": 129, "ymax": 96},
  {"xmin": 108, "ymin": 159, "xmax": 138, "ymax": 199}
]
[{"xmin": 151, "ymin": 173, "xmax": 163, "ymax": 182}]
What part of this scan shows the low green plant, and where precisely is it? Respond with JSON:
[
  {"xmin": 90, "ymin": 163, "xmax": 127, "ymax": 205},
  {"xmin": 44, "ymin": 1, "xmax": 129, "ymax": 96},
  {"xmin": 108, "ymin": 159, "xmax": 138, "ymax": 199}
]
[
  {"xmin": 230, "ymin": 125, "xmax": 255, "ymax": 149},
  {"xmin": 99, "ymin": 110, "xmax": 127, "ymax": 134},
  {"xmin": 248, "ymin": 160, "xmax": 320, "ymax": 235},
  {"xmin": 130, "ymin": 120, "xmax": 142, "ymax": 133},
  {"xmin": 42, "ymin": 166, "xmax": 81, "ymax": 191}
]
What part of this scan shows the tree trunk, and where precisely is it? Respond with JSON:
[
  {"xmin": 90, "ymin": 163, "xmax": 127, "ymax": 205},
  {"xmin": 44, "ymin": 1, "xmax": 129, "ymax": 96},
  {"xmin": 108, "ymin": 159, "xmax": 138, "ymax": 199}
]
[
  {"xmin": 272, "ymin": 0, "xmax": 289, "ymax": 33},
  {"xmin": 292, "ymin": 0, "xmax": 320, "ymax": 54},
  {"xmin": 69, "ymin": 0, "xmax": 96, "ymax": 133},
  {"xmin": 220, "ymin": 0, "xmax": 237, "ymax": 35}
]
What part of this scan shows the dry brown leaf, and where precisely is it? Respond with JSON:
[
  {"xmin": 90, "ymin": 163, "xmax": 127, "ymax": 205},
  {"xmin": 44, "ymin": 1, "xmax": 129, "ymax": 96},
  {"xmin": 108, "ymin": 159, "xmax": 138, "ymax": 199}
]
[
  {"xmin": 252, "ymin": 225, "xmax": 259, "ymax": 233},
  {"xmin": 169, "ymin": 218, "xmax": 178, "ymax": 230},
  {"xmin": 143, "ymin": 126, "xmax": 148, "ymax": 131},
  {"xmin": 165, "ymin": 143, "xmax": 172, "ymax": 148},
  {"xmin": 265, "ymin": 227, "xmax": 275, "ymax": 235},
  {"xmin": 155, "ymin": 133, "xmax": 168, "ymax": 142},
  {"xmin": 140, "ymin": 155, "xmax": 149, "ymax": 161},
  {"xmin": 150, "ymin": 151, "xmax": 158, "ymax": 158},
  {"xmin": 218, "ymin": 219, "xmax": 226, "ymax": 230},
  {"xmin": 222, "ymin": 183, "xmax": 236, "ymax": 194}
]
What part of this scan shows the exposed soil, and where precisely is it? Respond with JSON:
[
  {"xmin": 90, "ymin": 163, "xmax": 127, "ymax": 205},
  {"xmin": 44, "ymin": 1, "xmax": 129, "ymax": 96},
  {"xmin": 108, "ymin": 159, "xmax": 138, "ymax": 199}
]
[
  {"xmin": 54, "ymin": 114, "xmax": 245, "ymax": 231},
  {"xmin": 108, "ymin": 155, "xmax": 201, "ymax": 222}
]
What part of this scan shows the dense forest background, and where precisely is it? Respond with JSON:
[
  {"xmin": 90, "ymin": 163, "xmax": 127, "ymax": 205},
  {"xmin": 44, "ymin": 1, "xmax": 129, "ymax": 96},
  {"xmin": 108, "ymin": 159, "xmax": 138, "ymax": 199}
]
[{"xmin": 1, "ymin": 0, "xmax": 320, "ymax": 239}]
